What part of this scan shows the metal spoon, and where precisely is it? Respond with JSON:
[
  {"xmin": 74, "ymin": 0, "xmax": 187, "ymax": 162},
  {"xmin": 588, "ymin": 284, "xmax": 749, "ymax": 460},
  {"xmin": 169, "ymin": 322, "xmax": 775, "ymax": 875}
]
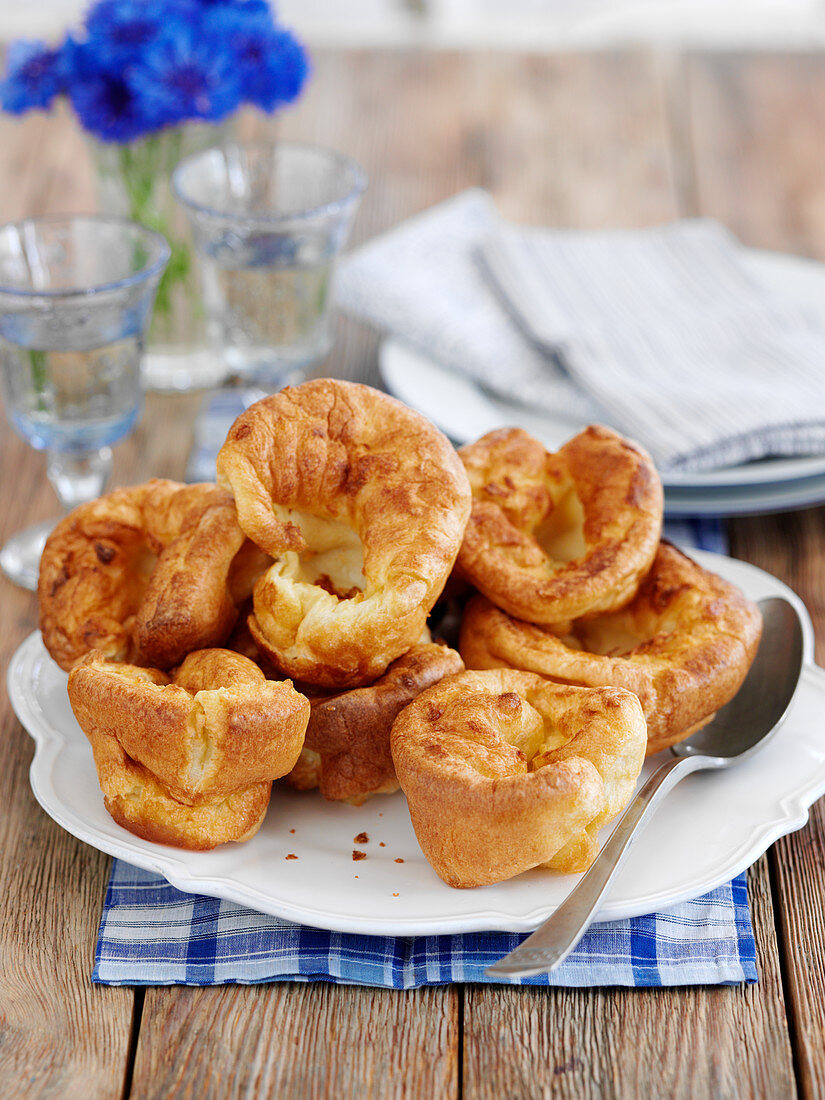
[{"xmin": 485, "ymin": 595, "xmax": 805, "ymax": 979}]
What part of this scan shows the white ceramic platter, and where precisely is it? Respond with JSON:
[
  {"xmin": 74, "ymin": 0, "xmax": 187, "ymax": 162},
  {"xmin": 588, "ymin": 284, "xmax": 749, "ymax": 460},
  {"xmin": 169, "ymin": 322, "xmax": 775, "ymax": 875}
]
[
  {"xmin": 379, "ymin": 248, "xmax": 825, "ymax": 503},
  {"xmin": 9, "ymin": 550, "xmax": 825, "ymax": 935}
]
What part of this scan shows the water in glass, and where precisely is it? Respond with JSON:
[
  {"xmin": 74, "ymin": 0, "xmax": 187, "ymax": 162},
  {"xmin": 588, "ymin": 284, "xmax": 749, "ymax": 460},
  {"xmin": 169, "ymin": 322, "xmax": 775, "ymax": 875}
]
[
  {"xmin": 201, "ymin": 236, "xmax": 333, "ymax": 379},
  {"xmin": 0, "ymin": 330, "xmax": 143, "ymax": 454},
  {"xmin": 173, "ymin": 141, "xmax": 366, "ymax": 389},
  {"xmin": 0, "ymin": 215, "xmax": 169, "ymax": 590}
]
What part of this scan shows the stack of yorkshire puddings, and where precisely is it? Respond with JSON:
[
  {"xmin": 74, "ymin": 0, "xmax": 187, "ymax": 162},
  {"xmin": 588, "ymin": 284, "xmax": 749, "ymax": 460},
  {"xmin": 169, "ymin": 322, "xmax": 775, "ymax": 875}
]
[{"xmin": 38, "ymin": 379, "xmax": 762, "ymax": 889}]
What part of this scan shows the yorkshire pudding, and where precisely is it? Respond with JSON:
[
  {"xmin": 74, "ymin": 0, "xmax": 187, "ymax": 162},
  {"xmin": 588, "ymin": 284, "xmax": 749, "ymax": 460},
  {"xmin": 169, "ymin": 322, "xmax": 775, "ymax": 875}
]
[
  {"xmin": 460, "ymin": 542, "xmax": 763, "ymax": 755},
  {"xmin": 216, "ymin": 379, "xmax": 472, "ymax": 688},
  {"xmin": 456, "ymin": 426, "xmax": 663, "ymax": 629},
  {"xmin": 39, "ymin": 479, "xmax": 251, "ymax": 671},
  {"xmin": 288, "ymin": 642, "xmax": 464, "ymax": 804},
  {"xmin": 68, "ymin": 649, "xmax": 310, "ymax": 849},
  {"xmin": 390, "ymin": 669, "xmax": 646, "ymax": 887}
]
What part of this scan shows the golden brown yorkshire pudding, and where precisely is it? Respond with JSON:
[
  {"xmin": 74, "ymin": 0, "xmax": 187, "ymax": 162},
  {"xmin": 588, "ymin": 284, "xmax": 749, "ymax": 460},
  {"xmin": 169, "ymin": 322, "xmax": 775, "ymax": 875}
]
[
  {"xmin": 456, "ymin": 426, "xmax": 663, "ymax": 629},
  {"xmin": 67, "ymin": 649, "xmax": 310, "ymax": 850},
  {"xmin": 390, "ymin": 669, "xmax": 646, "ymax": 888},
  {"xmin": 460, "ymin": 542, "xmax": 763, "ymax": 756},
  {"xmin": 288, "ymin": 643, "xmax": 464, "ymax": 805},
  {"xmin": 216, "ymin": 379, "xmax": 472, "ymax": 689},
  {"xmin": 39, "ymin": 479, "xmax": 251, "ymax": 672}
]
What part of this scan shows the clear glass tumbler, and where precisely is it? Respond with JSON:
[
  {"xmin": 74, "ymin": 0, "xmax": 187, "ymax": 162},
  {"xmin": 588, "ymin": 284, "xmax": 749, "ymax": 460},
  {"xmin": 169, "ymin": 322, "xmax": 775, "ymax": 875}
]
[
  {"xmin": 172, "ymin": 141, "xmax": 366, "ymax": 389},
  {"xmin": 0, "ymin": 215, "xmax": 170, "ymax": 590}
]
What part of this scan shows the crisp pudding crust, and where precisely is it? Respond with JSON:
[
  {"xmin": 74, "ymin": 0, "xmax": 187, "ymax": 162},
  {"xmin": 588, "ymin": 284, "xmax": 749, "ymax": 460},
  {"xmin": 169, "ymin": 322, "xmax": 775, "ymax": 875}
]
[
  {"xmin": 390, "ymin": 668, "xmax": 647, "ymax": 887},
  {"xmin": 216, "ymin": 379, "xmax": 472, "ymax": 688},
  {"xmin": 456, "ymin": 425, "xmax": 663, "ymax": 630},
  {"xmin": 68, "ymin": 648, "xmax": 310, "ymax": 850},
  {"xmin": 38, "ymin": 478, "xmax": 248, "ymax": 671},
  {"xmin": 288, "ymin": 642, "xmax": 465, "ymax": 805},
  {"xmin": 460, "ymin": 541, "xmax": 763, "ymax": 755}
]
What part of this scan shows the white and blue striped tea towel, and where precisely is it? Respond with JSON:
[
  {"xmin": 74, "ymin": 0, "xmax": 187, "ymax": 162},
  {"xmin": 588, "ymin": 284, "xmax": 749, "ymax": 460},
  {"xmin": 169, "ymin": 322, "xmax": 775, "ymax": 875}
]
[
  {"xmin": 96, "ymin": 390, "xmax": 753, "ymax": 987},
  {"xmin": 337, "ymin": 188, "xmax": 825, "ymax": 474},
  {"xmin": 479, "ymin": 218, "xmax": 825, "ymax": 473},
  {"xmin": 336, "ymin": 189, "xmax": 604, "ymax": 426}
]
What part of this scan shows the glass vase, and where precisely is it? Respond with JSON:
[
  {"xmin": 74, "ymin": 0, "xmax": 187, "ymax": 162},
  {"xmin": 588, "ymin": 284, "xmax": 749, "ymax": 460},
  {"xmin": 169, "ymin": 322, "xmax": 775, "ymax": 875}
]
[{"xmin": 92, "ymin": 123, "xmax": 231, "ymax": 392}]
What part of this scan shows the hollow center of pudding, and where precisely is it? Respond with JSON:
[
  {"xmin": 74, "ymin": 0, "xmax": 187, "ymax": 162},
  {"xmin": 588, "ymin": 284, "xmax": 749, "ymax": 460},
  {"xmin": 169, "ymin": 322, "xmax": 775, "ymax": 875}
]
[
  {"xmin": 278, "ymin": 507, "xmax": 366, "ymax": 599},
  {"xmin": 116, "ymin": 543, "xmax": 160, "ymax": 634},
  {"xmin": 565, "ymin": 614, "xmax": 648, "ymax": 657},
  {"xmin": 438, "ymin": 690, "xmax": 570, "ymax": 778},
  {"xmin": 534, "ymin": 485, "xmax": 587, "ymax": 564},
  {"xmin": 133, "ymin": 544, "xmax": 159, "ymax": 580}
]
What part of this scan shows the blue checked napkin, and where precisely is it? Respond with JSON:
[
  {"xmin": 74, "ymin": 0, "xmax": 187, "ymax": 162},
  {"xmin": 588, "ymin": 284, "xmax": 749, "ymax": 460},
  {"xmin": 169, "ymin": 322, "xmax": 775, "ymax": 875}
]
[
  {"xmin": 94, "ymin": 860, "xmax": 755, "ymax": 987},
  {"xmin": 93, "ymin": 392, "xmax": 756, "ymax": 988}
]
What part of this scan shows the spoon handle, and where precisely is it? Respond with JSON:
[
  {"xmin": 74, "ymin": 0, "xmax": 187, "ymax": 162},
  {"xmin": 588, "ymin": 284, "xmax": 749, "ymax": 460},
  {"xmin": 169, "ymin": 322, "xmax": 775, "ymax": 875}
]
[{"xmin": 486, "ymin": 753, "xmax": 704, "ymax": 979}]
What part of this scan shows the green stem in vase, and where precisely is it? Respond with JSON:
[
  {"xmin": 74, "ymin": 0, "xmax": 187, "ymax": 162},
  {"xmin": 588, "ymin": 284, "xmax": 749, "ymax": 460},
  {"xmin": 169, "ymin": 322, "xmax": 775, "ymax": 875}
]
[
  {"xmin": 116, "ymin": 131, "xmax": 190, "ymax": 326},
  {"xmin": 29, "ymin": 348, "xmax": 48, "ymax": 411}
]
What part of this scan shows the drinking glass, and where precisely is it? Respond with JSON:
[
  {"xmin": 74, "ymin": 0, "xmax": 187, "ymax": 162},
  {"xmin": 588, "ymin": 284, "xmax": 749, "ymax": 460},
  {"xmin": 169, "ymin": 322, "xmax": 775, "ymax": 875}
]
[
  {"xmin": 172, "ymin": 141, "xmax": 366, "ymax": 389},
  {"xmin": 0, "ymin": 215, "xmax": 170, "ymax": 590}
]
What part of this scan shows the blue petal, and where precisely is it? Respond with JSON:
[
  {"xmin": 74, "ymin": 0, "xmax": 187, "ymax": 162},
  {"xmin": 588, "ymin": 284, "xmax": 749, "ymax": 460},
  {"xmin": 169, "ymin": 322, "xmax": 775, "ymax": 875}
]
[{"xmin": 0, "ymin": 40, "xmax": 63, "ymax": 114}]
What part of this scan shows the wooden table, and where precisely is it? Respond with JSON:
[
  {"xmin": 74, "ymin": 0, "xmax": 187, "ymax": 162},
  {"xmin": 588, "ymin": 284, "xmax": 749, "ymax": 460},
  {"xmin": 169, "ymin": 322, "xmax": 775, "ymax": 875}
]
[{"xmin": 2, "ymin": 47, "xmax": 825, "ymax": 1099}]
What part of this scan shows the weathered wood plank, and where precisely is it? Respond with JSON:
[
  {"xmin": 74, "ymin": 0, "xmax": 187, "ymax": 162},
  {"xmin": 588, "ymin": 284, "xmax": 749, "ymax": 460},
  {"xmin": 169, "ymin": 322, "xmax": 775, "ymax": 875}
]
[
  {"xmin": 685, "ymin": 51, "xmax": 825, "ymax": 1100},
  {"xmin": 682, "ymin": 51, "xmax": 825, "ymax": 256},
  {"xmin": 0, "ymin": 390, "xmax": 201, "ymax": 1100},
  {"xmin": 729, "ymin": 507, "xmax": 825, "ymax": 1100},
  {"xmin": 0, "ymin": 105, "xmax": 95, "ymax": 220},
  {"xmin": 0, "ymin": 111, "xmax": 50, "ymax": 221},
  {"xmin": 130, "ymin": 983, "xmax": 458, "ymax": 1100},
  {"xmin": 463, "ymin": 857, "xmax": 794, "ymax": 1100},
  {"xmin": 469, "ymin": 50, "xmax": 680, "ymax": 228},
  {"xmin": 0, "ymin": 727, "xmax": 134, "ymax": 1100}
]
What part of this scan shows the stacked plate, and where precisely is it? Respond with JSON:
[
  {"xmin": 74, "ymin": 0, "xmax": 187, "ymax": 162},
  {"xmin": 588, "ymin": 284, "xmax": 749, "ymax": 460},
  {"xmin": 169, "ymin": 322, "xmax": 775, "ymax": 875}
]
[{"xmin": 379, "ymin": 249, "xmax": 825, "ymax": 517}]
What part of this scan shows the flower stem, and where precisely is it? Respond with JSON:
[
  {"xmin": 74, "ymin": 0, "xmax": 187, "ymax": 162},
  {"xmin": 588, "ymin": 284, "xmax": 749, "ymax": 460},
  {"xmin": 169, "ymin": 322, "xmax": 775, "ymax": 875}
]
[
  {"xmin": 29, "ymin": 348, "xmax": 48, "ymax": 410},
  {"xmin": 116, "ymin": 131, "xmax": 190, "ymax": 325}
]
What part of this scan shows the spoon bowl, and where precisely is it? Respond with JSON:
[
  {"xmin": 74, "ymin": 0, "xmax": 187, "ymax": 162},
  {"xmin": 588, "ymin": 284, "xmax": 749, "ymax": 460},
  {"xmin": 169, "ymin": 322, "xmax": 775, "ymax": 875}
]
[{"xmin": 486, "ymin": 595, "xmax": 805, "ymax": 979}]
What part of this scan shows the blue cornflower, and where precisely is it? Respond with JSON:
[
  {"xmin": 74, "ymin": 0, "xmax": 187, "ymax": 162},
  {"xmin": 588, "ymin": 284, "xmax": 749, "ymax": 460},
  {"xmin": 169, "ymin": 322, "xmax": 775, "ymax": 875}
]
[
  {"xmin": 68, "ymin": 68, "xmax": 158, "ymax": 143},
  {"xmin": 63, "ymin": 35, "xmax": 170, "ymax": 142},
  {"xmin": 0, "ymin": 0, "xmax": 310, "ymax": 139},
  {"xmin": 129, "ymin": 20, "xmax": 242, "ymax": 125},
  {"xmin": 83, "ymin": 0, "xmax": 172, "ymax": 65},
  {"xmin": 0, "ymin": 40, "xmax": 63, "ymax": 115},
  {"xmin": 206, "ymin": 7, "xmax": 309, "ymax": 111}
]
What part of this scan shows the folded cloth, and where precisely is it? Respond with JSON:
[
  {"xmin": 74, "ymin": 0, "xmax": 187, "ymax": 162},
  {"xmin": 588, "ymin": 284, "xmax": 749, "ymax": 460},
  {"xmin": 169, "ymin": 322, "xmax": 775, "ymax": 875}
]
[
  {"xmin": 95, "ymin": 391, "xmax": 754, "ymax": 988},
  {"xmin": 336, "ymin": 189, "xmax": 603, "ymax": 425},
  {"xmin": 337, "ymin": 189, "xmax": 825, "ymax": 474},
  {"xmin": 478, "ymin": 217, "xmax": 825, "ymax": 472}
]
